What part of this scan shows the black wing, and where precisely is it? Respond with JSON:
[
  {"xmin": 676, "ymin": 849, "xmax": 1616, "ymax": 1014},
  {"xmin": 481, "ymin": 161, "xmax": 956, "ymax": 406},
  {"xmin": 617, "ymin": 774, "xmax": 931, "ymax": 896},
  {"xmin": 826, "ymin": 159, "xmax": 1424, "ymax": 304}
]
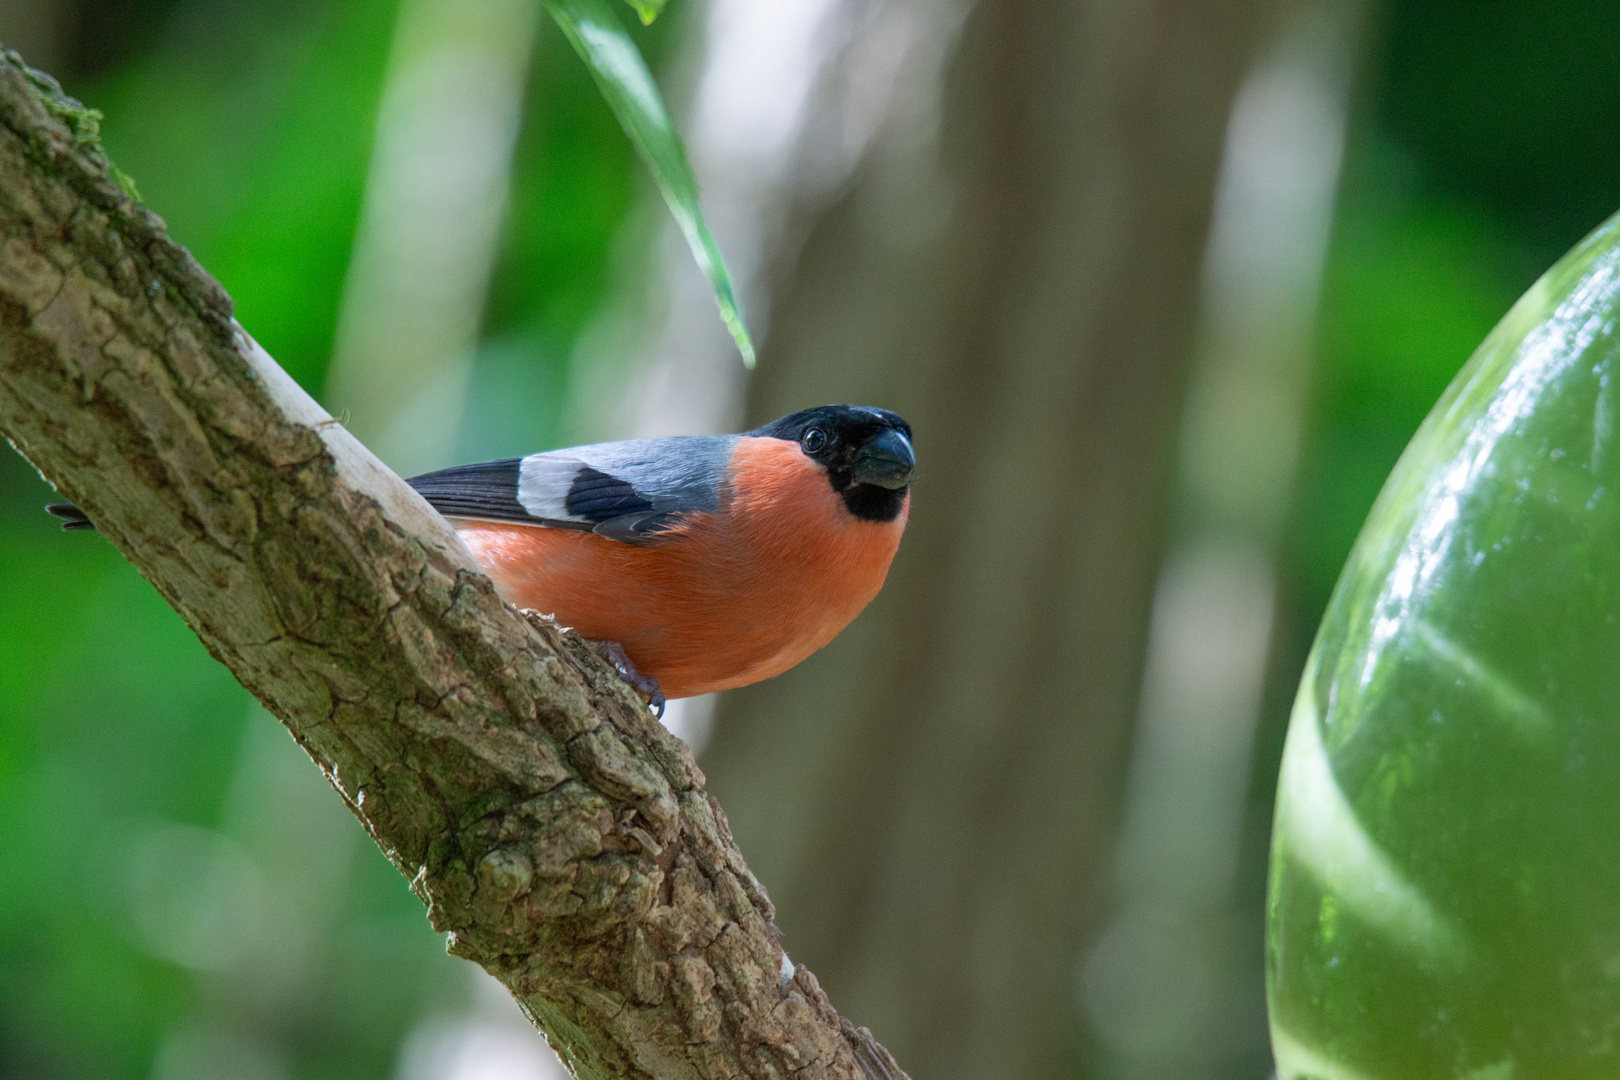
[
  {"xmin": 405, "ymin": 459, "xmax": 529, "ymax": 524},
  {"xmin": 406, "ymin": 435, "xmax": 736, "ymax": 546}
]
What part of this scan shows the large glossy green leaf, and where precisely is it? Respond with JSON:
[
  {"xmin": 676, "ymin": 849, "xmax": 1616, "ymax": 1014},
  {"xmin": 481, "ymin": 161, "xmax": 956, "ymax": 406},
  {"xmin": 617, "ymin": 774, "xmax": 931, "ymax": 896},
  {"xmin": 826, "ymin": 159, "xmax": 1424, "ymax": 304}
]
[
  {"xmin": 543, "ymin": 0, "xmax": 755, "ymax": 367},
  {"xmin": 1268, "ymin": 209, "xmax": 1620, "ymax": 1079}
]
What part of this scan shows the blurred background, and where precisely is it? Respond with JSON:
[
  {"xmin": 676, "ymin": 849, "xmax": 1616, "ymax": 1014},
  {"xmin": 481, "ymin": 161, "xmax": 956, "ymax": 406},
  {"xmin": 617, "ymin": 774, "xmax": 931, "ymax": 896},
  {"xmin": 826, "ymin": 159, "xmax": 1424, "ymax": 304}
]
[{"xmin": 2, "ymin": 1, "xmax": 1618, "ymax": 1078}]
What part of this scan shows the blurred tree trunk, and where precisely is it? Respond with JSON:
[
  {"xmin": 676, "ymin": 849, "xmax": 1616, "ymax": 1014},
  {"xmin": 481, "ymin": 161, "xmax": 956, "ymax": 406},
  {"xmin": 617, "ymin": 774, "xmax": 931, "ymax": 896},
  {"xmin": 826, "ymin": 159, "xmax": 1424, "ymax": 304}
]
[{"xmin": 701, "ymin": 1, "xmax": 1276, "ymax": 1078}]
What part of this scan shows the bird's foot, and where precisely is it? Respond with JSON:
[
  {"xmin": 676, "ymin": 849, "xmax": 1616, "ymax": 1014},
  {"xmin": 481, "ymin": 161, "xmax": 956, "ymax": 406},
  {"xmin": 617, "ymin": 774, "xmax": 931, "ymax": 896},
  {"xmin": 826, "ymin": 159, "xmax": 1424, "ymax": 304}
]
[{"xmin": 586, "ymin": 638, "xmax": 666, "ymax": 719}]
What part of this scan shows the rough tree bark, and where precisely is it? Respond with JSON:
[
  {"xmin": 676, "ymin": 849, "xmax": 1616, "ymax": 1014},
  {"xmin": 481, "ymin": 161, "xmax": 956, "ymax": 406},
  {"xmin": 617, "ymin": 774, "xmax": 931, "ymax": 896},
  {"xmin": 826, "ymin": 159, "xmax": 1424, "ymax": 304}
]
[
  {"xmin": 702, "ymin": 1, "xmax": 1276, "ymax": 1078},
  {"xmin": 0, "ymin": 49, "xmax": 908, "ymax": 1080}
]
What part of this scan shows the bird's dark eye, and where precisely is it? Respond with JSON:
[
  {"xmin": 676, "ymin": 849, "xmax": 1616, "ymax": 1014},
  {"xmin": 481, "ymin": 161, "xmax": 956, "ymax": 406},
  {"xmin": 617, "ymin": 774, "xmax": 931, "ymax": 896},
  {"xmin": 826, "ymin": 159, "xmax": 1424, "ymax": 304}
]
[{"xmin": 800, "ymin": 428, "xmax": 828, "ymax": 453}]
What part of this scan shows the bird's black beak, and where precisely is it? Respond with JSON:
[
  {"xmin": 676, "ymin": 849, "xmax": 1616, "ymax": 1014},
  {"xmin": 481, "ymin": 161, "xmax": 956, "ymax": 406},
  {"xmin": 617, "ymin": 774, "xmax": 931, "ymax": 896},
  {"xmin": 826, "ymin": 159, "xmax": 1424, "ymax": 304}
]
[{"xmin": 852, "ymin": 428, "xmax": 915, "ymax": 489}]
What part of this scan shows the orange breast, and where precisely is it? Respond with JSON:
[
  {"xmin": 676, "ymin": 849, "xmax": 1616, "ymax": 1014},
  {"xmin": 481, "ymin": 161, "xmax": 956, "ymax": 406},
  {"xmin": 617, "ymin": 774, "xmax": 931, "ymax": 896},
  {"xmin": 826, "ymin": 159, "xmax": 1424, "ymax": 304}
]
[{"xmin": 452, "ymin": 437, "xmax": 908, "ymax": 699}]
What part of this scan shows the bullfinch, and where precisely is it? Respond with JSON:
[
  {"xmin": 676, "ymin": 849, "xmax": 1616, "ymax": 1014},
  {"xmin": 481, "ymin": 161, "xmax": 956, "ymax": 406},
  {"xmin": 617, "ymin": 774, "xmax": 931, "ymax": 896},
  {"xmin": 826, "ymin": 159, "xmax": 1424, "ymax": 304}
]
[{"xmin": 48, "ymin": 405, "xmax": 915, "ymax": 711}]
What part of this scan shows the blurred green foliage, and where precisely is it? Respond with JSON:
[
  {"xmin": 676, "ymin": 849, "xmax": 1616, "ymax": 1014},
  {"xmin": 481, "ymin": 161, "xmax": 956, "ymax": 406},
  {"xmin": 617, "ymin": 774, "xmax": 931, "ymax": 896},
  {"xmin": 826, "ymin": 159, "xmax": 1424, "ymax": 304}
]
[
  {"xmin": 1272, "ymin": 0, "xmax": 1620, "ymax": 790},
  {"xmin": 1290, "ymin": 0, "xmax": 1620, "ymax": 628},
  {"xmin": 1378, "ymin": 0, "xmax": 1620, "ymax": 262},
  {"xmin": 95, "ymin": 0, "xmax": 397, "ymax": 392}
]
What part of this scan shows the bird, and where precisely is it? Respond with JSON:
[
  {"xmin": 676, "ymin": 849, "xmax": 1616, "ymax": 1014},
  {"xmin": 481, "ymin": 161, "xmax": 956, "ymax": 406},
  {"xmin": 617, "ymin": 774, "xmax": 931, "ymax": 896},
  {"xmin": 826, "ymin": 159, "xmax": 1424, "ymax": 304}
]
[
  {"xmin": 48, "ymin": 404, "xmax": 915, "ymax": 712},
  {"xmin": 406, "ymin": 404, "xmax": 914, "ymax": 710}
]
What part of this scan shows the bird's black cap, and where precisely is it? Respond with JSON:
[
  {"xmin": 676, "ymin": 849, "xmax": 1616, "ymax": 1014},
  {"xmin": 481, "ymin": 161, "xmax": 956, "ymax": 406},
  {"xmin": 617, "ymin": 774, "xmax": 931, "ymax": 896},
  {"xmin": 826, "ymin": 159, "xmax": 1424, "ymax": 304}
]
[{"xmin": 750, "ymin": 405, "xmax": 914, "ymax": 522}]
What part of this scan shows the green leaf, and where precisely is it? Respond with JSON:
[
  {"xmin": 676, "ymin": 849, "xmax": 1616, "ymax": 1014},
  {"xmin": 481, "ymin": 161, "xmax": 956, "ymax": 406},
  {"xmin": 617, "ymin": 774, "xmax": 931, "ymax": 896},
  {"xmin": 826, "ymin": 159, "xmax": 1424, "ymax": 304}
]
[
  {"xmin": 1268, "ymin": 209, "xmax": 1620, "ymax": 1078},
  {"xmin": 622, "ymin": 0, "xmax": 668, "ymax": 25},
  {"xmin": 544, "ymin": 0, "xmax": 755, "ymax": 367}
]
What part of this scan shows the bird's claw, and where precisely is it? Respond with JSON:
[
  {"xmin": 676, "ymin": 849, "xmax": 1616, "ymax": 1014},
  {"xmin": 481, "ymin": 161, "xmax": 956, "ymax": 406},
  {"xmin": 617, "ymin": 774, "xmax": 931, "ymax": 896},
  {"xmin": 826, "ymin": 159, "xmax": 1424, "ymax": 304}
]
[{"xmin": 586, "ymin": 639, "xmax": 666, "ymax": 718}]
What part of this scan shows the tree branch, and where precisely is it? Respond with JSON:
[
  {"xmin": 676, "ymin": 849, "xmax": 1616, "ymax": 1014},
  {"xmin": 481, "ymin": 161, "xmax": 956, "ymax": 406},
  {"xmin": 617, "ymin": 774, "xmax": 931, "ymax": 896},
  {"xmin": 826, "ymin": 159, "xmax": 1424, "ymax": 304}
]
[{"xmin": 0, "ymin": 49, "xmax": 907, "ymax": 1080}]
